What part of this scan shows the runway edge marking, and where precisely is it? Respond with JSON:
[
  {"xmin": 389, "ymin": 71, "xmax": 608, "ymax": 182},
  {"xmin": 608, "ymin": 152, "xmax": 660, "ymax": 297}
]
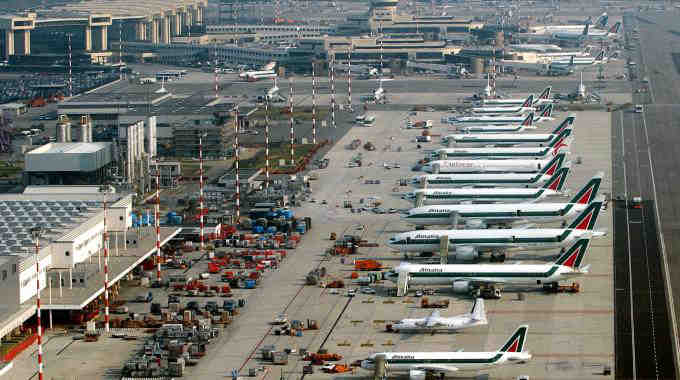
[
  {"xmin": 641, "ymin": 111, "xmax": 680, "ymax": 377},
  {"xmin": 620, "ymin": 110, "xmax": 637, "ymax": 379}
]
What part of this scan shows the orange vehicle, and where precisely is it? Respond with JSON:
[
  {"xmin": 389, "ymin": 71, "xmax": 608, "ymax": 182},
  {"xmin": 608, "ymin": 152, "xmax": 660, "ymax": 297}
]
[{"xmin": 354, "ymin": 259, "xmax": 382, "ymax": 271}]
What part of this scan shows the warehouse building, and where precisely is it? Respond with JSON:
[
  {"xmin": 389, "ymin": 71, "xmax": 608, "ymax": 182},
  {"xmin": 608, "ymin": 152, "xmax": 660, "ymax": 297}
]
[{"xmin": 24, "ymin": 142, "xmax": 114, "ymax": 186}]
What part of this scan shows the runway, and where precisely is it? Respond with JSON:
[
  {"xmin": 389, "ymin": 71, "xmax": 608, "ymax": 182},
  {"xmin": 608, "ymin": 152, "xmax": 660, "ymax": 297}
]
[{"xmin": 612, "ymin": 109, "xmax": 676, "ymax": 380}]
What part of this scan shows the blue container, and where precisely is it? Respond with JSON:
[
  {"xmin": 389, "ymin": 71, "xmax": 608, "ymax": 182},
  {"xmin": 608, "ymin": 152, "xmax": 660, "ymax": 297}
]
[
  {"xmin": 253, "ymin": 225, "xmax": 265, "ymax": 234},
  {"xmin": 266, "ymin": 226, "xmax": 277, "ymax": 234},
  {"xmin": 244, "ymin": 280, "xmax": 256, "ymax": 289},
  {"xmin": 281, "ymin": 210, "xmax": 293, "ymax": 219}
]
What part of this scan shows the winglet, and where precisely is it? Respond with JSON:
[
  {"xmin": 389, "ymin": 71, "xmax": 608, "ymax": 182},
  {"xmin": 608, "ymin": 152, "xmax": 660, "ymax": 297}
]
[
  {"xmin": 499, "ymin": 325, "xmax": 529, "ymax": 353},
  {"xmin": 568, "ymin": 172, "xmax": 603, "ymax": 204},
  {"xmin": 554, "ymin": 239, "xmax": 591, "ymax": 269},
  {"xmin": 583, "ymin": 23, "xmax": 590, "ymax": 36},
  {"xmin": 543, "ymin": 166, "xmax": 570, "ymax": 191},
  {"xmin": 567, "ymin": 201, "xmax": 603, "ymax": 230},
  {"xmin": 539, "ymin": 152, "xmax": 567, "ymax": 176},
  {"xmin": 551, "ymin": 115, "xmax": 575, "ymax": 134}
]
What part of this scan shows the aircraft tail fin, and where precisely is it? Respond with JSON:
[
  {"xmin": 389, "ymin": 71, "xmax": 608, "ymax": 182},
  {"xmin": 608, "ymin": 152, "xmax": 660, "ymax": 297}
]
[
  {"xmin": 521, "ymin": 112, "xmax": 534, "ymax": 127},
  {"xmin": 540, "ymin": 103, "xmax": 553, "ymax": 118},
  {"xmin": 539, "ymin": 152, "xmax": 567, "ymax": 176},
  {"xmin": 499, "ymin": 325, "xmax": 529, "ymax": 353},
  {"xmin": 567, "ymin": 201, "xmax": 603, "ymax": 230},
  {"xmin": 568, "ymin": 172, "xmax": 603, "ymax": 204},
  {"xmin": 609, "ymin": 21, "xmax": 621, "ymax": 34},
  {"xmin": 538, "ymin": 86, "xmax": 552, "ymax": 100},
  {"xmin": 551, "ymin": 115, "xmax": 575, "ymax": 134},
  {"xmin": 597, "ymin": 13, "xmax": 608, "ymax": 28},
  {"xmin": 542, "ymin": 166, "xmax": 570, "ymax": 191},
  {"xmin": 521, "ymin": 94, "xmax": 535, "ymax": 108},
  {"xmin": 554, "ymin": 238, "xmax": 591, "ymax": 269},
  {"xmin": 583, "ymin": 24, "xmax": 590, "ymax": 36},
  {"xmin": 470, "ymin": 298, "xmax": 486, "ymax": 322},
  {"xmin": 595, "ymin": 50, "xmax": 605, "ymax": 61}
]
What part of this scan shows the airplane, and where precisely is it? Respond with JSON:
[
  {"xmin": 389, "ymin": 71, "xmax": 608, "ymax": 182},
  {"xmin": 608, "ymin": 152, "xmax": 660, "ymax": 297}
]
[
  {"xmin": 443, "ymin": 116, "xmax": 572, "ymax": 148},
  {"xmin": 421, "ymin": 148, "xmax": 568, "ymax": 173},
  {"xmin": 389, "ymin": 298, "xmax": 487, "ymax": 333},
  {"xmin": 412, "ymin": 161, "xmax": 569, "ymax": 189},
  {"xmin": 481, "ymin": 87, "xmax": 553, "ymax": 106},
  {"xmin": 471, "ymin": 95, "xmax": 537, "ymax": 115},
  {"xmin": 360, "ymin": 325, "xmax": 531, "ymax": 376},
  {"xmin": 405, "ymin": 166, "xmax": 569, "ymax": 205},
  {"xmin": 386, "ymin": 201, "xmax": 604, "ymax": 254},
  {"xmin": 361, "ymin": 78, "xmax": 389, "ymax": 103},
  {"xmin": 239, "ymin": 62, "xmax": 277, "ymax": 81},
  {"xmin": 457, "ymin": 113, "xmax": 536, "ymax": 133},
  {"xmin": 551, "ymin": 51, "xmax": 606, "ymax": 66},
  {"xmin": 529, "ymin": 13, "xmax": 608, "ymax": 34},
  {"xmin": 509, "ymin": 44, "xmax": 563, "ymax": 53},
  {"xmin": 403, "ymin": 172, "xmax": 602, "ymax": 227},
  {"xmin": 384, "ymin": 238, "xmax": 593, "ymax": 291},
  {"xmin": 428, "ymin": 136, "xmax": 570, "ymax": 161},
  {"xmin": 452, "ymin": 104, "xmax": 553, "ymax": 125},
  {"xmin": 586, "ymin": 22, "xmax": 622, "ymax": 39}
]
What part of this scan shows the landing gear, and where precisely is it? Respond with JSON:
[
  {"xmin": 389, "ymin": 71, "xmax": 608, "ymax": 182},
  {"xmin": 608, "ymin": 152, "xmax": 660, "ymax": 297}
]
[
  {"xmin": 471, "ymin": 285, "xmax": 502, "ymax": 299},
  {"xmin": 489, "ymin": 251, "xmax": 506, "ymax": 262}
]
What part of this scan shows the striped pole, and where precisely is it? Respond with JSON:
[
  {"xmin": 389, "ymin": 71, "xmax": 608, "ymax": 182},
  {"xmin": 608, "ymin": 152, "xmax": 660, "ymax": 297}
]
[
  {"xmin": 119, "ymin": 20, "xmax": 123, "ymax": 80},
  {"xmin": 289, "ymin": 80, "xmax": 295, "ymax": 165},
  {"xmin": 155, "ymin": 162, "xmax": 161, "ymax": 282},
  {"xmin": 103, "ymin": 200, "xmax": 109, "ymax": 332},
  {"xmin": 199, "ymin": 133, "xmax": 205, "ymax": 254},
  {"xmin": 234, "ymin": 109, "xmax": 240, "ymax": 221},
  {"xmin": 330, "ymin": 56, "xmax": 336, "ymax": 128},
  {"xmin": 312, "ymin": 62, "xmax": 316, "ymax": 144},
  {"xmin": 264, "ymin": 99, "xmax": 270, "ymax": 195},
  {"xmin": 34, "ymin": 235, "xmax": 43, "ymax": 380},
  {"xmin": 214, "ymin": 42, "xmax": 219, "ymax": 99},
  {"xmin": 379, "ymin": 23, "xmax": 383, "ymax": 74},
  {"xmin": 347, "ymin": 49, "xmax": 352, "ymax": 110},
  {"xmin": 67, "ymin": 34, "xmax": 73, "ymax": 97}
]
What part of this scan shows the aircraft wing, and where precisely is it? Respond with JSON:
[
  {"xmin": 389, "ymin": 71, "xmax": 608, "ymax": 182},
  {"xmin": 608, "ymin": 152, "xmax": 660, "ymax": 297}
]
[
  {"xmin": 414, "ymin": 364, "xmax": 459, "ymax": 373},
  {"xmin": 460, "ymin": 277, "xmax": 506, "ymax": 286}
]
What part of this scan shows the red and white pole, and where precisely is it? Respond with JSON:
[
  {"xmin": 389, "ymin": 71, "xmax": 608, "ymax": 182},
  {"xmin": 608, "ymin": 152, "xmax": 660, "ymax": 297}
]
[
  {"xmin": 289, "ymin": 79, "xmax": 295, "ymax": 165},
  {"xmin": 347, "ymin": 49, "xmax": 352, "ymax": 111},
  {"xmin": 155, "ymin": 162, "xmax": 161, "ymax": 282},
  {"xmin": 312, "ymin": 62, "xmax": 316, "ymax": 144},
  {"xmin": 34, "ymin": 232, "xmax": 43, "ymax": 380},
  {"xmin": 330, "ymin": 56, "xmax": 336, "ymax": 128},
  {"xmin": 265, "ymin": 100, "xmax": 270, "ymax": 193},
  {"xmin": 199, "ymin": 134, "xmax": 205, "ymax": 254},
  {"xmin": 103, "ymin": 200, "xmax": 109, "ymax": 332},
  {"xmin": 234, "ymin": 109, "xmax": 240, "ymax": 221}
]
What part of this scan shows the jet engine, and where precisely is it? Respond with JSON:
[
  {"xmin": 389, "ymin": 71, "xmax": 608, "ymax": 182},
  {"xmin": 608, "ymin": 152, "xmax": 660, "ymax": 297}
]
[
  {"xmin": 464, "ymin": 219, "xmax": 487, "ymax": 229},
  {"xmin": 452, "ymin": 280, "xmax": 472, "ymax": 293},
  {"xmin": 454, "ymin": 246, "xmax": 479, "ymax": 261},
  {"xmin": 409, "ymin": 369, "xmax": 426, "ymax": 380}
]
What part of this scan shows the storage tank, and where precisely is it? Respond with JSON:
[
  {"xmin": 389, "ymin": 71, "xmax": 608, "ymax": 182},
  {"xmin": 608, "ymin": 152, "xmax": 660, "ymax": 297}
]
[
  {"xmin": 471, "ymin": 57, "xmax": 484, "ymax": 74},
  {"xmin": 57, "ymin": 122, "xmax": 68, "ymax": 142},
  {"xmin": 79, "ymin": 116, "xmax": 89, "ymax": 143}
]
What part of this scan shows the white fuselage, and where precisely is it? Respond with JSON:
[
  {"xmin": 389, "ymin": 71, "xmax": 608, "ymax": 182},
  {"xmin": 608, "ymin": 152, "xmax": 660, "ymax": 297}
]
[
  {"xmin": 408, "ymin": 187, "xmax": 561, "ymax": 205},
  {"xmin": 471, "ymin": 106, "xmax": 535, "ymax": 114},
  {"xmin": 453, "ymin": 115, "xmax": 534, "ymax": 125},
  {"xmin": 423, "ymin": 157, "xmax": 556, "ymax": 173},
  {"xmin": 361, "ymin": 351, "xmax": 528, "ymax": 373},
  {"xmin": 412, "ymin": 172, "xmax": 556, "ymax": 188},
  {"xmin": 403, "ymin": 202, "xmax": 588, "ymax": 226},
  {"xmin": 443, "ymin": 132, "xmax": 561, "ymax": 147},
  {"xmin": 391, "ymin": 316, "xmax": 485, "ymax": 332},
  {"xmin": 457, "ymin": 124, "xmax": 535, "ymax": 133},
  {"xmin": 481, "ymin": 98, "xmax": 554, "ymax": 106},
  {"xmin": 387, "ymin": 228, "xmax": 602, "ymax": 252},
  {"xmin": 389, "ymin": 262, "xmax": 575, "ymax": 286},
  {"xmin": 429, "ymin": 146, "xmax": 563, "ymax": 160}
]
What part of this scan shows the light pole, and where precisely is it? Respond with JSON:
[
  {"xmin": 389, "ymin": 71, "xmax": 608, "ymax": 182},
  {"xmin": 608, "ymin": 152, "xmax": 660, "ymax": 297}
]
[
  {"xmin": 199, "ymin": 132, "xmax": 207, "ymax": 256},
  {"xmin": 30, "ymin": 226, "xmax": 45, "ymax": 380}
]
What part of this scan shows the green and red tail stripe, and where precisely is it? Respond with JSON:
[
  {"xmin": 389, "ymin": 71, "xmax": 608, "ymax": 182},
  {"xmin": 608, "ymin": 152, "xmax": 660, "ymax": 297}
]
[
  {"xmin": 551, "ymin": 115, "xmax": 576, "ymax": 134},
  {"xmin": 521, "ymin": 112, "xmax": 534, "ymax": 126},
  {"xmin": 538, "ymin": 86, "xmax": 552, "ymax": 100},
  {"xmin": 567, "ymin": 201, "xmax": 603, "ymax": 230},
  {"xmin": 539, "ymin": 152, "xmax": 567, "ymax": 176},
  {"xmin": 539, "ymin": 103, "xmax": 553, "ymax": 118},
  {"xmin": 568, "ymin": 172, "xmax": 603, "ymax": 204},
  {"xmin": 543, "ymin": 166, "xmax": 570, "ymax": 191},
  {"xmin": 499, "ymin": 325, "xmax": 529, "ymax": 353},
  {"xmin": 555, "ymin": 239, "xmax": 591, "ymax": 269},
  {"xmin": 521, "ymin": 95, "xmax": 535, "ymax": 108}
]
